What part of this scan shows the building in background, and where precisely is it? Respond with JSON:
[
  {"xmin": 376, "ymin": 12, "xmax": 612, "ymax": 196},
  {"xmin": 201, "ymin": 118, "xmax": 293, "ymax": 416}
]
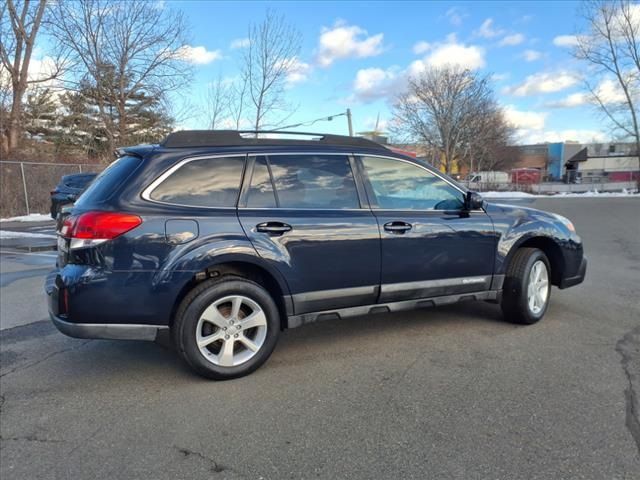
[
  {"xmin": 362, "ymin": 132, "xmax": 639, "ymax": 184},
  {"xmin": 565, "ymin": 143, "xmax": 639, "ymax": 184}
]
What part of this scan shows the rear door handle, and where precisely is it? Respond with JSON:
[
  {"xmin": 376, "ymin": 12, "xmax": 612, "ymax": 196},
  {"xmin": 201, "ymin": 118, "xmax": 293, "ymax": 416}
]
[
  {"xmin": 256, "ymin": 222, "xmax": 292, "ymax": 235},
  {"xmin": 384, "ymin": 221, "xmax": 412, "ymax": 233}
]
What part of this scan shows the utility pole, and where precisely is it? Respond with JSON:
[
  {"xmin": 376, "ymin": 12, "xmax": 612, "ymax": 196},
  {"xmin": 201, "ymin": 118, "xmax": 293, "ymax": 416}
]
[{"xmin": 346, "ymin": 108, "xmax": 353, "ymax": 137}]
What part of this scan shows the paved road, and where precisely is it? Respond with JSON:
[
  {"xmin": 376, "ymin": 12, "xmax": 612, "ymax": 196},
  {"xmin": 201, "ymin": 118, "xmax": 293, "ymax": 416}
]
[{"xmin": 0, "ymin": 198, "xmax": 639, "ymax": 479}]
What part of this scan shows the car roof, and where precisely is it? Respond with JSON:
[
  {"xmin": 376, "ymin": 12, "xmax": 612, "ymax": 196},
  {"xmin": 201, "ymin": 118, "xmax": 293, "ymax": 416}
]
[
  {"xmin": 161, "ymin": 130, "xmax": 388, "ymax": 151},
  {"xmin": 119, "ymin": 130, "xmax": 420, "ymax": 162}
]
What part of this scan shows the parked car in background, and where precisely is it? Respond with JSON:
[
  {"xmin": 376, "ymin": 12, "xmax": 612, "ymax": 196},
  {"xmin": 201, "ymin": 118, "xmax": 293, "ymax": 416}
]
[
  {"xmin": 46, "ymin": 130, "xmax": 586, "ymax": 380},
  {"xmin": 50, "ymin": 173, "xmax": 97, "ymax": 218},
  {"xmin": 466, "ymin": 171, "xmax": 510, "ymax": 189}
]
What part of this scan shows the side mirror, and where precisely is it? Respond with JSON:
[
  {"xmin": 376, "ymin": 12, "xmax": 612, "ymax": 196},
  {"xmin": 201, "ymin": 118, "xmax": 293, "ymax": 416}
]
[{"xmin": 466, "ymin": 191, "xmax": 485, "ymax": 210}]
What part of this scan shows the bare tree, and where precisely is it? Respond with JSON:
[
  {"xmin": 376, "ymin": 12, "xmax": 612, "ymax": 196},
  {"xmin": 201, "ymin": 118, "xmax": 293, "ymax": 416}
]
[
  {"xmin": 50, "ymin": 0, "xmax": 191, "ymax": 153},
  {"xmin": 228, "ymin": 75, "xmax": 249, "ymax": 130},
  {"xmin": 242, "ymin": 10, "xmax": 301, "ymax": 130},
  {"xmin": 392, "ymin": 67, "xmax": 512, "ymax": 175},
  {"xmin": 203, "ymin": 76, "xmax": 230, "ymax": 129},
  {"xmin": 574, "ymin": 0, "xmax": 640, "ymax": 164},
  {"xmin": 0, "ymin": 0, "xmax": 64, "ymax": 154}
]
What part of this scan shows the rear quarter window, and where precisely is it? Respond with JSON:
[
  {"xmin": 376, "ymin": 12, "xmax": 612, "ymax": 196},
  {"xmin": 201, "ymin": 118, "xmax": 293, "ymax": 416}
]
[
  {"xmin": 74, "ymin": 155, "xmax": 141, "ymax": 207},
  {"xmin": 148, "ymin": 156, "xmax": 245, "ymax": 207}
]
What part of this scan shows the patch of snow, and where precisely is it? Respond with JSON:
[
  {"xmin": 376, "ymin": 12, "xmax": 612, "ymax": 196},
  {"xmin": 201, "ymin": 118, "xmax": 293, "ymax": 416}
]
[
  {"xmin": 0, "ymin": 230, "xmax": 57, "ymax": 239},
  {"xmin": 0, "ymin": 213, "xmax": 52, "ymax": 222},
  {"xmin": 550, "ymin": 190, "xmax": 639, "ymax": 198},
  {"xmin": 482, "ymin": 190, "xmax": 639, "ymax": 199}
]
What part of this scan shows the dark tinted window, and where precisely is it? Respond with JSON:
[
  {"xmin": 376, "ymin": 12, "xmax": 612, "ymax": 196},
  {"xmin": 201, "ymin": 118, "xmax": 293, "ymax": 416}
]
[
  {"xmin": 75, "ymin": 156, "xmax": 141, "ymax": 207},
  {"xmin": 268, "ymin": 155, "xmax": 359, "ymax": 209},
  {"xmin": 150, "ymin": 156, "xmax": 244, "ymax": 207},
  {"xmin": 246, "ymin": 157, "xmax": 276, "ymax": 208},
  {"xmin": 361, "ymin": 156, "xmax": 464, "ymax": 210}
]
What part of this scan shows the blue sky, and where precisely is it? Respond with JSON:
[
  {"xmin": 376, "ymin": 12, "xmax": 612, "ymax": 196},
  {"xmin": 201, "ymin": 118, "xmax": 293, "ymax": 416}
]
[{"xmin": 172, "ymin": 0, "xmax": 610, "ymax": 144}]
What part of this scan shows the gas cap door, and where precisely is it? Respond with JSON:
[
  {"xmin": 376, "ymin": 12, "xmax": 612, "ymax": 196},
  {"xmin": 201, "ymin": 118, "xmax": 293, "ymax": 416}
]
[{"xmin": 165, "ymin": 219, "xmax": 199, "ymax": 245}]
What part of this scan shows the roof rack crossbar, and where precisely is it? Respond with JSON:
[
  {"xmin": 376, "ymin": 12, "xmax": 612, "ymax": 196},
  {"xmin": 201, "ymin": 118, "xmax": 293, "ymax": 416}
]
[{"xmin": 161, "ymin": 130, "xmax": 387, "ymax": 150}]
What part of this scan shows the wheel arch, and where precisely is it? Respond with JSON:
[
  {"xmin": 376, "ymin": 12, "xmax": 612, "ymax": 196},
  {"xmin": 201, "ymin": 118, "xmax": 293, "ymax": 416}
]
[
  {"xmin": 169, "ymin": 255, "xmax": 293, "ymax": 331},
  {"xmin": 507, "ymin": 236, "xmax": 565, "ymax": 286}
]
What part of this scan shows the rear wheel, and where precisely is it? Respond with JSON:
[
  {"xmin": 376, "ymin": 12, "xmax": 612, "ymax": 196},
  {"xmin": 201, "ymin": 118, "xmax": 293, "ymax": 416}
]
[
  {"xmin": 501, "ymin": 248, "xmax": 551, "ymax": 325},
  {"xmin": 174, "ymin": 276, "xmax": 280, "ymax": 380}
]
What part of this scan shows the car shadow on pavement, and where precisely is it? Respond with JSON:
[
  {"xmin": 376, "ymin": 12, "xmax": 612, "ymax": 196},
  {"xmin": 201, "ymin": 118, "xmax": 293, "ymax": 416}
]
[{"xmin": 4, "ymin": 301, "xmax": 514, "ymax": 382}]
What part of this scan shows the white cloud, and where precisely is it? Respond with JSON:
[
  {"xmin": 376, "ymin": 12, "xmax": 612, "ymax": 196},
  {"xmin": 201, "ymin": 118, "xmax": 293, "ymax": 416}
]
[
  {"xmin": 409, "ymin": 36, "xmax": 485, "ymax": 73},
  {"xmin": 545, "ymin": 78, "xmax": 627, "ymax": 107},
  {"xmin": 504, "ymin": 106, "xmax": 547, "ymax": 130},
  {"xmin": 492, "ymin": 72, "xmax": 510, "ymax": 82},
  {"xmin": 412, "ymin": 41, "xmax": 431, "ymax": 55},
  {"xmin": 499, "ymin": 33, "xmax": 525, "ymax": 46},
  {"xmin": 553, "ymin": 35, "xmax": 579, "ymax": 47},
  {"xmin": 230, "ymin": 38, "xmax": 250, "ymax": 49},
  {"xmin": 475, "ymin": 18, "xmax": 504, "ymax": 38},
  {"xmin": 595, "ymin": 78, "xmax": 627, "ymax": 103},
  {"xmin": 546, "ymin": 92, "xmax": 588, "ymax": 108},
  {"xmin": 504, "ymin": 71, "xmax": 579, "ymax": 96},
  {"xmin": 351, "ymin": 67, "xmax": 401, "ymax": 102},
  {"xmin": 349, "ymin": 34, "xmax": 485, "ymax": 103},
  {"xmin": 317, "ymin": 21, "xmax": 384, "ymax": 67},
  {"xmin": 27, "ymin": 56, "xmax": 61, "ymax": 84},
  {"xmin": 522, "ymin": 49, "xmax": 542, "ymax": 61},
  {"xmin": 176, "ymin": 45, "xmax": 222, "ymax": 65},
  {"xmin": 521, "ymin": 129, "xmax": 608, "ymax": 144},
  {"xmin": 285, "ymin": 58, "xmax": 312, "ymax": 86},
  {"xmin": 445, "ymin": 7, "xmax": 467, "ymax": 26}
]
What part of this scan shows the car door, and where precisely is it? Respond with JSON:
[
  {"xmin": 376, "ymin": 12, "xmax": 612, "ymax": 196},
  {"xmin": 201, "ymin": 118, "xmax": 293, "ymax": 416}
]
[
  {"xmin": 238, "ymin": 153, "xmax": 381, "ymax": 314},
  {"xmin": 357, "ymin": 155, "xmax": 497, "ymax": 303}
]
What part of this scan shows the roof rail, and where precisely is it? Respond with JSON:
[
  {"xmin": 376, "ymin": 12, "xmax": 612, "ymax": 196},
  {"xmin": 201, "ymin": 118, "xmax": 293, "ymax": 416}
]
[{"xmin": 161, "ymin": 130, "xmax": 388, "ymax": 151}]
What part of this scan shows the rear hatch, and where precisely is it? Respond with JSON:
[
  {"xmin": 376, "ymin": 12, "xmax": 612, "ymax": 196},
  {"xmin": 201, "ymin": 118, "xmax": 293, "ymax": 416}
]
[{"xmin": 56, "ymin": 155, "xmax": 142, "ymax": 267}]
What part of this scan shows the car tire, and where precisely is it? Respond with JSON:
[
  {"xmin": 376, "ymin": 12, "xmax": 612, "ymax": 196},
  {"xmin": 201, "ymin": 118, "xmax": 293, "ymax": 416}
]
[
  {"xmin": 501, "ymin": 248, "xmax": 551, "ymax": 325},
  {"xmin": 173, "ymin": 276, "xmax": 280, "ymax": 380}
]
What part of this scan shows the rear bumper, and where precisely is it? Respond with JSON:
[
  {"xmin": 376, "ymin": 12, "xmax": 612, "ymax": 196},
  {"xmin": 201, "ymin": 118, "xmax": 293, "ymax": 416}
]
[
  {"xmin": 49, "ymin": 312, "xmax": 167, "ymax": 341},
  {"xmin": 45, "ymin": 268, "xmax": 169, "ymax": 341},
  {"xmin": 559, "ymin": 256, "xmax": 587, "ymax": 289}
]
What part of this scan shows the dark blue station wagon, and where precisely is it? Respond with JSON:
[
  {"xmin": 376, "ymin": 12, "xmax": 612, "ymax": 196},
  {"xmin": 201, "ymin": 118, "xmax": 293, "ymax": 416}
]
[{"xmin": 46, "ymin": 131, "xmax": 586, "ymax": 379}]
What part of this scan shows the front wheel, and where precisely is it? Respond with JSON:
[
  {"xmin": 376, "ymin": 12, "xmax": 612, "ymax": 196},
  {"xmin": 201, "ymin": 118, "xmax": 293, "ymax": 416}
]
[
  {"xmin": 501, "ymin": 248, "xmax": 551, "ymax": 325},
  {"xmin": 174, "ymin": 276, "xmax": 280, "ymax": 380}
]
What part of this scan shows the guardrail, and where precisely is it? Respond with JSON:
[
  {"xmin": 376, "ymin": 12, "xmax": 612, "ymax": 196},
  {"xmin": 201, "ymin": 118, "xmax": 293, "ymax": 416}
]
[{"xmin": 0, "ymin": 161, "xmax": 107, "ymax": 218}]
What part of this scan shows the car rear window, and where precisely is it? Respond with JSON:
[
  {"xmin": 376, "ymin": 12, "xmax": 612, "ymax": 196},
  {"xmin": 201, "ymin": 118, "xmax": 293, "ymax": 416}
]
[
  {"xmin": 149, "ymin": 156, "xmax": 245, "ymax": 207},
  {"xmin": 74, "ymin": 155, "xmax": 141, "ymax": 207}
]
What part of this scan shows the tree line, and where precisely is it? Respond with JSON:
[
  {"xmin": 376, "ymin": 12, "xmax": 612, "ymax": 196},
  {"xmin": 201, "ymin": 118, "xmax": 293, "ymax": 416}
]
[{"xmin": 1, "ymin": 0, "xmax": 638, "ymax": 178}]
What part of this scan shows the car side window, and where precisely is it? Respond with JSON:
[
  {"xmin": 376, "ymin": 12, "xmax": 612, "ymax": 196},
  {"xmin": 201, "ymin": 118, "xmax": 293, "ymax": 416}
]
[
  {"xmin": 149, "ymin": 156, "xmax": 245, "ymax": 207},
  {"xmin": 246, "ymin": 156, "xmax": 277, "ymax": 208},
  {"xmin": 267, "ymin": 154, "xmax": 360, "ymax": 209},
  {"xmin": 360, "ymin": 156, "xmax": 464, "ymax": 210}
]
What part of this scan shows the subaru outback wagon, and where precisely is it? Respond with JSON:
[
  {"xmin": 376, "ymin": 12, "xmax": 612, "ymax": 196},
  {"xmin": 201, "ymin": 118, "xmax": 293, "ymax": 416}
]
[{"xmin": 46, "ymin": 131, "xmax": 586, "ymax": 379}]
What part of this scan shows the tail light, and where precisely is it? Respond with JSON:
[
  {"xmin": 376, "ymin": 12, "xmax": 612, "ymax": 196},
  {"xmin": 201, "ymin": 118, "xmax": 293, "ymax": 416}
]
[{"xmin": 61, "ymin": 211, "xmax": 142, "ymax": 250}]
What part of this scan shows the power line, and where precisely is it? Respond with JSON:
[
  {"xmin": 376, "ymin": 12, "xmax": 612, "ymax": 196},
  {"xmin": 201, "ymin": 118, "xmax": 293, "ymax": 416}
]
[{"xmin": 272, "ymin": 111, "xmax": 349, "ymax": 132}]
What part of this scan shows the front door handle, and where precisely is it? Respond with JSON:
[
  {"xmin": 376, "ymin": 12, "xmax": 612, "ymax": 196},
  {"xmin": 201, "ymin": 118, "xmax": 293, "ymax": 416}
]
[
  {"xmin": 384, "ymin": 221, "xmax": 412, "ymax": 233},
  {"xmin": 256, "ymin": 222, "xmax": 292, "ymax": 235}
]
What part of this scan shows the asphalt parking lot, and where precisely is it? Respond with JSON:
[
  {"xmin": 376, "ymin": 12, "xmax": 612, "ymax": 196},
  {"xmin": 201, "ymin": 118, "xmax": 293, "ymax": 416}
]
[{"xmin": 1, "ymin": 197, "xmax": 639, "ymax": 479}]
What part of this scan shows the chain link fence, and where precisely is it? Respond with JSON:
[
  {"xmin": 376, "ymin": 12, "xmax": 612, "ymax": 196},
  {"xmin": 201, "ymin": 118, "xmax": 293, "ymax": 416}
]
[{"xmin": 0, "ymin": 161, "xmax": 107, "ymax": 218}]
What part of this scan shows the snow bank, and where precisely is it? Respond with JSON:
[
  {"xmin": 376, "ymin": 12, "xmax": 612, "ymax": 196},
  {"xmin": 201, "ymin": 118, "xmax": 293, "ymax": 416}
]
[
  {"xmin": 0, "ymin": 213, "xmax": 52, "ymax": 222},
  {"xmin": 0, "ymin": 230, "xmax": 57, "ymax": 239},
  {"xmin": 482, "ymin": 189, "xmax": 639, "ymax": 199}
]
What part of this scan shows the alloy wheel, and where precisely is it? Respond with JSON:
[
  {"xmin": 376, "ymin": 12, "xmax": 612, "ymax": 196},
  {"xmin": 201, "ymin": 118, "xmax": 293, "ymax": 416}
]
[
  {"xmin": 196, "ymin": 295, "xmax": 268, "ymax": 367},
  {"xmin": 527, "ymin": 260, "xmax": 549, "ymax": 315}
]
